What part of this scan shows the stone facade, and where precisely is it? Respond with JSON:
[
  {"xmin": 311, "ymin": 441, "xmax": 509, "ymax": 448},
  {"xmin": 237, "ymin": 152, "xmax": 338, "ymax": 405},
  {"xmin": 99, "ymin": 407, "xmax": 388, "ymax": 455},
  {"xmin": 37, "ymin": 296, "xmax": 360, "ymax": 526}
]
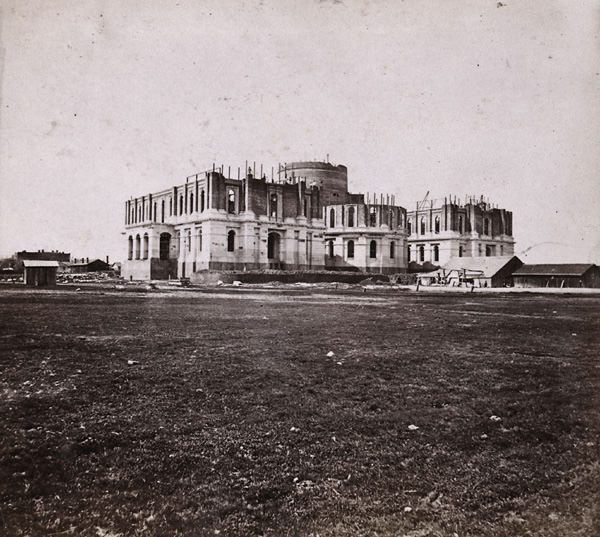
[
  {"xmin": 406, "ymin": 196, "xmax": 515, "ymax": 266},
  {"xmin": 122, "ymin": 162, "xmax": 409, "ymax": 280}
]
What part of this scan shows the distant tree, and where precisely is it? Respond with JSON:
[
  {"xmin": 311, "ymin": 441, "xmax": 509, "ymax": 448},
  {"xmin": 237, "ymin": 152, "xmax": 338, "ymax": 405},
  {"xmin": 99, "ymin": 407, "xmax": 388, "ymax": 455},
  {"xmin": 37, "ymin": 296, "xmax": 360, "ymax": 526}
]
[{"xmin": 0, "ymin": 255, "xmax": 18, "ymax": 270}]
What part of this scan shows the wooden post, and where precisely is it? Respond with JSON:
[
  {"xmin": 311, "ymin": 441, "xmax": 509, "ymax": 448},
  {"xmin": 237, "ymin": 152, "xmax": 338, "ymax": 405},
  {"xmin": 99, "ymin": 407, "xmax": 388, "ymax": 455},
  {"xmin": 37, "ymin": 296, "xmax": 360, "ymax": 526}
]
[
  {"xmin": 245, "ymin": 170, "xmax": 250, "ymax": 213},
  {"xmin": 206, "ymin": 174, "xmax": 210, "ymax": 210}
]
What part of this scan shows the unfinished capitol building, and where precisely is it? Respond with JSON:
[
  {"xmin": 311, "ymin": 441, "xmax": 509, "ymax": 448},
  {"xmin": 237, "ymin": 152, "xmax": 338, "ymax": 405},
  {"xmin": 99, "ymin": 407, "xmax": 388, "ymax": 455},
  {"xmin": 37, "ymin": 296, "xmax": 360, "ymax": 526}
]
[{"xmin": 122, "ymin": 161, "xmax": 514, "ymax": 280}]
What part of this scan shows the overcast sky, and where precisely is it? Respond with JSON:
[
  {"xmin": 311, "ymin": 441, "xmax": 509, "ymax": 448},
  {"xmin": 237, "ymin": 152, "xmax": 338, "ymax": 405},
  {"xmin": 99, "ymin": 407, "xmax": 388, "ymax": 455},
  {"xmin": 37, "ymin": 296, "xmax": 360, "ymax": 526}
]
[{"xmin": 1, "ymin": 0, "xmax": 599, "ymax": 263}]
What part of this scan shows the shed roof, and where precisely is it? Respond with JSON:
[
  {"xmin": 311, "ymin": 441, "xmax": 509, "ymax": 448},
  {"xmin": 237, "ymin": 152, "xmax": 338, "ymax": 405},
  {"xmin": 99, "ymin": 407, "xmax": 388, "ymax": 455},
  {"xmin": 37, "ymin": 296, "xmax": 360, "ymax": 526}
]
[
  {"xmin": 512, "ymin": 264, "xmax": 595, "ymax": 277},
  {"xmin": 22, "ymin": 260, "xmax": 59, "ymax": 268},
  {"xmin": 87, "ymin": 259, "xmax": 110, "ymax": 266},
  {"xmin": 442, "ymin": 255, "xmax": 521, "ymax": 278}
]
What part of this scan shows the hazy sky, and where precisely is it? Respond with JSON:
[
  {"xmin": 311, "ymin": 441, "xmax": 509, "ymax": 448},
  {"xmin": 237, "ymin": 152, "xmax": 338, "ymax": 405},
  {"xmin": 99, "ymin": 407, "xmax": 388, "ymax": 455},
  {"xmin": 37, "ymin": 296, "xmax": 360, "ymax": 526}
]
[{"xmin": 1, "ymin": 0, "xmax": 599, "ymax": 263}]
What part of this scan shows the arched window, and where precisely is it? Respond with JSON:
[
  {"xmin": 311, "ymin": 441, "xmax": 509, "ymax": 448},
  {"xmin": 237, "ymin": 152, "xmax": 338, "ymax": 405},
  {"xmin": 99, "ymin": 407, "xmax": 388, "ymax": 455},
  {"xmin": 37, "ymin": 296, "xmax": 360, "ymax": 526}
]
[
  {"xmin": 179, "ymin": 196, "xmax": 183, "ymax": 215},
  {"xmin": 169, "ymin": 198, "xmax": 173, "ymax": 216},
  {"xmin": 347, "ymin": 207, "xmax": 355, "ymax": 227},
  {"xmin": 420, "ymin": 218, "xmax": 426, "ymax": 235},
  {"xmin": 227, "ymin": 230, "xmax": 235, "ymax": 252},
  {"xmin": 407, "ymin": 220, "xmax": 412, "ymax": 235},
  {"xmin": 328, "ymin": 240, "xmax": 334, "ymax": 258},
  {"xmin": 407, "ymin": 245, "xmax": 411, "ymax": 262},
  {"xmin": 434, "ymin": 216, "xmax": 440, "ymax": 233},
  {"xmin": 159, "ymin": 233, "xmax": 171, "ymax": 260},
  {"xmin": 138, "ymin": 206, "xmax": 142, "ymax": 222},
  {"xmin": 143, "ymin": 234, "xmax": 149, "ymax": 259},
  {"xmin": 484, "ymin": 218, "xmax": 490, "ymax": 235},
  {"xmin": 347, "ymin": 240, "xmax": 354, "ymax": 258},
  {"xmin": 433, "ymin": 244, "xmax": 439, "ymax": 262},
  {"xmin": 228, "ymin": 189, "xmax": 235, "ymax": 214},
  {"xmin": 329, "ymin": 208, "xmax": 335, "ymax": 228},
  {"xmin": 369, "ymin": 240, "xmax": 377, "ymax": 259},
  {"xmin": 270, "ymin": 193, "xmax": 278, "ymax": 218},
  {"xmin": 127, "ymin": 236, "xmax": 133, "ymax": 260},
  {"xmin": 197, "ymin": 228, "xmax": 202, "ymax": 252},
  {"xmin": 135, "ymin": 234, "xmax": 141, "ymax": 260},
  {"xmin": 390, "ymin": 241, "xmax": 395, "ymax": 259},
  {"xmin": 153, "ymin": 202, "xmax": 157, "ymax": 222},
  {"xmin": 303, "ymin": 198, "xmax": 308, "ymax": 217},
  {"xmin": 419, "ymin": 245, "xmax": 425, "ymax": 262},
  {"xmin": 130, "ymin": 208, "xmax": 134, "ymax": 224},
  {"xmin": 200, "ymin": 190, "xmax": 205, "ymax": 212},
  {"xmin": 187, "ymin": 229, "xmax": 192, "ymax": 252},
  {"xmin": 369, "ymin": 207, "xmax": 377, "ymax": 227},
  {"xmin": 161, "ymin": 200, "xmax": 165, "ymax": 223},
  {"xmin": 458, "ymin": 215, "xmax": 463, "ymax": 233},
  {"xmin": 190, "ymin": 194, "xmax": 194, "ymax": 213}
]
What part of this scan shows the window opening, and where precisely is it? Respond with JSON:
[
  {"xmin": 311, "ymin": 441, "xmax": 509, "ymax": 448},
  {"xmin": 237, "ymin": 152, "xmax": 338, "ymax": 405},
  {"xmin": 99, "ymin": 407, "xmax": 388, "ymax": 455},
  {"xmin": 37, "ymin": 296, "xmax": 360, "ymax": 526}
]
[
  {"xmin": 348, "ymin": 207, "xmax": 355, "ymax": 227},
  {"xmin": 347, "ymin": 240, "xmax": 354, "ymax": 258},
  {"xmin": 370, "ymin": 240, "xmax": 377, "ymax": 258},
  {"xmin": 228, "ymin": 189, "xmax": 236, "ymax": 214}
]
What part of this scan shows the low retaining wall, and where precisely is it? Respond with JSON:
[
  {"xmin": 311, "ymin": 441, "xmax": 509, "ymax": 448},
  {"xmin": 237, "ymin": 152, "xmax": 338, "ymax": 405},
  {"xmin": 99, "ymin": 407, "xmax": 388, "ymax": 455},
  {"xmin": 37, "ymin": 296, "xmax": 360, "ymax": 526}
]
[{"xmin": 190, "ymin": 270, "xmax": 397, "ymax": 285}]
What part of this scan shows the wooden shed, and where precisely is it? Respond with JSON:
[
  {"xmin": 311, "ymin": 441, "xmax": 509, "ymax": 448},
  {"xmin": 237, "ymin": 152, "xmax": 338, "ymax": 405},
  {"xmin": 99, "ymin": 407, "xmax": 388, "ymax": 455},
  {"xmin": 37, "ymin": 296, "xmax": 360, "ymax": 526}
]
[
  {"xmin": 23, "ymin": 260, "xmax": 59, "ymax": 287},
  {"xmin": 68, "ymin": 259, "xmax": 111, "ymax": 274},
  {"xmin": 512, "ymin": 264, "xmax": 600, "ymax": 288},
  {"xmin": 418, "ymin": 256, "xmax": 523, "ymax": 288}
]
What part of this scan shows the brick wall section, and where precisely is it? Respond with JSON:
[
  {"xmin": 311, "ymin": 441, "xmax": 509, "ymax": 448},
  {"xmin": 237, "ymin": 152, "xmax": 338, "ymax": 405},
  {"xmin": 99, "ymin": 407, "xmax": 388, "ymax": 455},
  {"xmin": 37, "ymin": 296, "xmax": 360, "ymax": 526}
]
[{"xmin": 248, "ymin": 178, "xmax": 268, "ymax": 215}]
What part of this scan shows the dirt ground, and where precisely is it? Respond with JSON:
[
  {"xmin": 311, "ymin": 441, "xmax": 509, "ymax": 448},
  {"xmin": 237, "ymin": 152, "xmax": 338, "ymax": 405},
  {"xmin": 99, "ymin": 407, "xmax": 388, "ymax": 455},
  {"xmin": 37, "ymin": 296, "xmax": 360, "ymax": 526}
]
[{"xmin": 1, "ymin": 287, "xmax": 599, "ymax": 536}]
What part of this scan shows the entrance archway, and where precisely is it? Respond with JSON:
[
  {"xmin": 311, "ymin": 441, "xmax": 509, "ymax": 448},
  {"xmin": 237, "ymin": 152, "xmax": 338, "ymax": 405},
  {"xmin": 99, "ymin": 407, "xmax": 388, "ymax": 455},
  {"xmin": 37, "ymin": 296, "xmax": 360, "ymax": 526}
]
[
  {"xmin": 267, "ymin": 232, "xmax": 281, "ymax": 261},
  {"xmin": 159, "ymin": 232, "xmax": 171, "ymax": 260}
]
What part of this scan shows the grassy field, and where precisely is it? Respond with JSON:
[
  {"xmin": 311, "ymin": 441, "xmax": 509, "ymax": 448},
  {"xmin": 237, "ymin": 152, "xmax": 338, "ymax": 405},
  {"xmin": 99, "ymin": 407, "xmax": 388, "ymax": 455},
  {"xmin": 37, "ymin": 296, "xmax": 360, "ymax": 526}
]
[{"xmin": 1, "ymin": 287, "xmax": 599, "ymax": 536}]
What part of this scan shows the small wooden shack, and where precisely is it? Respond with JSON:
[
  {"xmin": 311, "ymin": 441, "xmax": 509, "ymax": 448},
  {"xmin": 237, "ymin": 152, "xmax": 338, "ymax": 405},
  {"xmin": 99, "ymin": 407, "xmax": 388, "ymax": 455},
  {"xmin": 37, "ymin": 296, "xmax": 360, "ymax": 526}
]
[
  {"xmin": 418, "ymin": 255, "xmax": 523, "ymax": 288},
  {"xmin": 23, "ymin": 260, "xmax": 59, "ymax": 287}
]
